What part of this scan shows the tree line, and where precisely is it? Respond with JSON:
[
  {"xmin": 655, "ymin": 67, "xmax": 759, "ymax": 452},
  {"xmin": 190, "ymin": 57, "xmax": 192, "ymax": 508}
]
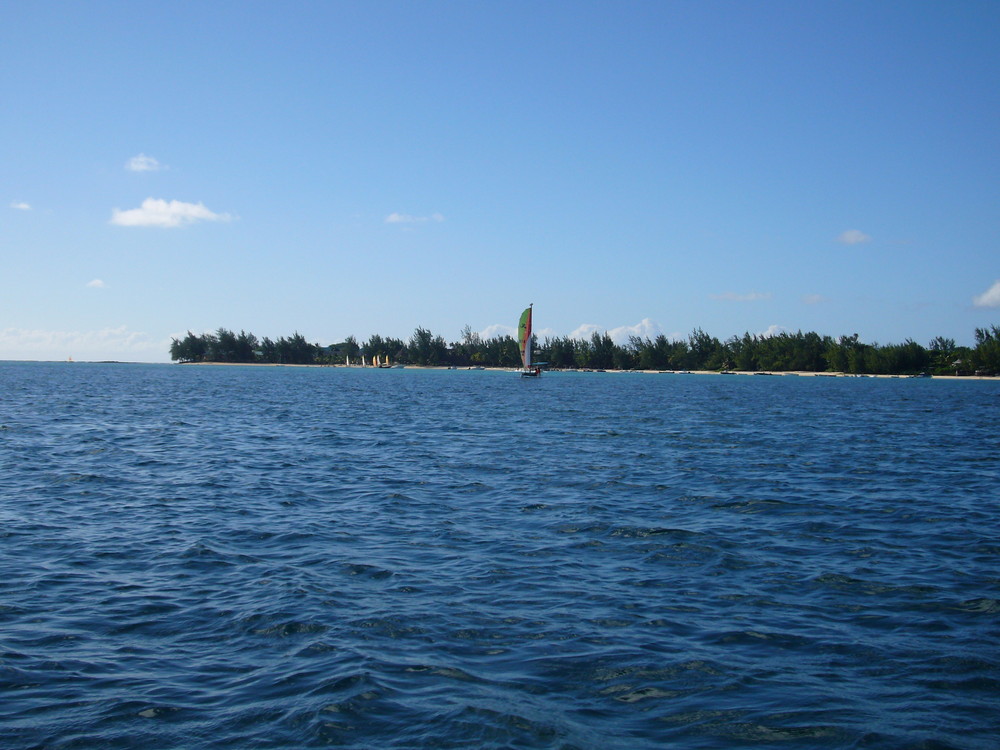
[{"xmin": 170, "ymin": 325, "xmax": 1000, "ymax": 376}]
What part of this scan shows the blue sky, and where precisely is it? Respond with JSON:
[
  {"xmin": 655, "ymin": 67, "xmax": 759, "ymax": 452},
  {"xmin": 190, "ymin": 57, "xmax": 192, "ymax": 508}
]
[{"xmin": 3, "ymin": 0, "xmax": 998, "ymax": 362}]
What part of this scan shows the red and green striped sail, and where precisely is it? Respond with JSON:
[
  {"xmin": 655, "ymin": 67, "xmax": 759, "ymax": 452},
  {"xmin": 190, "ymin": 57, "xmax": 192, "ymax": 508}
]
[{"xmin": 518, "ymin": 304, "xmax": 533, "ymax": 369}]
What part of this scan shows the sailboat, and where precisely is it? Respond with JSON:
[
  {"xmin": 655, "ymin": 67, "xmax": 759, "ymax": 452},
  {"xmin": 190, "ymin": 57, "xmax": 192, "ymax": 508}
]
[{"xmin": 518, "ymin": 304, "xmax": 541, "ymax": 377}]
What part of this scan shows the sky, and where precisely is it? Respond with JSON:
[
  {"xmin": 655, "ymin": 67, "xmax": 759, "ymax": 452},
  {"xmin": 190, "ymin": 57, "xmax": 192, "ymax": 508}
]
[{"xmin": 2, "ymin": 0, "xmax": 998, "ymax": 362}]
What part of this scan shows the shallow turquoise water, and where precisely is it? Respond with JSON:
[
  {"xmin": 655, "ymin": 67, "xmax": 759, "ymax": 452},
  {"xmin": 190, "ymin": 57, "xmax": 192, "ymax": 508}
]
[{"xmin": 1, "ymin": 363, "xmax": 998, "ymax": 748}]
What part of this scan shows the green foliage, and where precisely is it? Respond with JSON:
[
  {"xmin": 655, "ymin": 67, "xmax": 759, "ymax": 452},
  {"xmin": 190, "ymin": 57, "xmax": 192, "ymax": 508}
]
[
  {"xmin": 342, "ymin": 336, "xmax": 361, "ymax": 358},
  {"xmin": 480, "ymin": 335, "xmax": 519, "ymax": 367},
  {"xmin": 169, "ymin": 331, "xmax": 207, "ymax": 363},
  {"xmin": 169, "ymin": 330, "xmax": 320, "ymax": 364},
  {"xmin": 542, "ymin": 336, "xmax": 576, "ymax": 368},
  {"xmin": 280, "ymin": 332, "xmax": 320, "ymax": 364},
  {"xmin": 409, "ymin": 326, "xmax": 448, "ymax": 366},
  {"xmin": 450, "ymin": 325, "xmax": 483, "ymax": 366},
  {"xmin": 971, "ymin": 326, "xmax": 1000, "ymax": 375},
  {"xmin": 688, "ymin": 328, "xmax": 723, "ymax": 370},
  {"xmin": 928, "ymin": 336, "xmax": 956, "ymax": 374}
]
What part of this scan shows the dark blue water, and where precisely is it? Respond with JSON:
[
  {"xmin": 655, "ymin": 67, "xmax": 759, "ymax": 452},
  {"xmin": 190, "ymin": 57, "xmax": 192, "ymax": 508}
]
[{"xmin": 2, "ymin": 362, "xmax": 998, "ymax": 749}]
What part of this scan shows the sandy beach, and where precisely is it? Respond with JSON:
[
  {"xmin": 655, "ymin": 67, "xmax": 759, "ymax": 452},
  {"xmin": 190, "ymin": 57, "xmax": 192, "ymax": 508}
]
[{"xmin": 176, "ymin": 362, "xmax": 997, "ymax": 379}]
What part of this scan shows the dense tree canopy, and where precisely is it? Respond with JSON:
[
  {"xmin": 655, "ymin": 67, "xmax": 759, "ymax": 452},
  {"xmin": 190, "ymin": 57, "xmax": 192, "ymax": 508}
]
[
  {"xmin": 170, "ymin": 329, "xmax": 320, "ymax": 365},
  {"xmin": 170, "ymin": 325, "xmax": 999, "ymax": 376}
]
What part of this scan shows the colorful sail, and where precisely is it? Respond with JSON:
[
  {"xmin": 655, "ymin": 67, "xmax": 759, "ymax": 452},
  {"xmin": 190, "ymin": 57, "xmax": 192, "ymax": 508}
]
[{"xmin": 518, "ymin": 304, "xmax": 533, "ymax": 370}]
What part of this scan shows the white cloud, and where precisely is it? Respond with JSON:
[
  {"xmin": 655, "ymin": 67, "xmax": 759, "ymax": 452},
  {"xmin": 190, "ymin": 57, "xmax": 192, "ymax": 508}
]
[
  {"xmin": 759, "ymin": 325, "xmax": 789, "ymax": 338},
  {"xmin": 126, "ymin": 153, "xmax": 166, "ymax": 172},
  {"xmin": 480, "ymin": 318, "xmax": 663, "ymax": 345},
  {"xmin": 711, "ymin": 291, "xmax": 772, "ymax": 302},
  {"xmin": 110, "ymin": 198, "xmax": 233, "ymax": 228},
  {"xmin": 480, "ymin": 323, "xmax": 514, "ymax": 339},
  {"xmin": 837, "ymin": 229, "xmax": 872, "ymax": 245},
  {"xmin": 10, "ymin": 201, "xmax": 31, "ymax": 210},
  {"xmin": 973, "ymin": 280, "xmax": 1000, "ymax": 308},
  {"xmin": 566, "ymin": 319, "xmax": 664, "ymax": 345},
  {"xmin": 606, "ymin": 318, "xmax": 663, "ymax": 345},
  {"xmin": 569, "ymin": 323, "xmax": 600, "ymax": 340},
  {"xmin": 385, "ymin": 212, "xmax": 445, "ymax": 224},
  {"xmin": 802, "ymin": 294, "xmax": 827, "ymax": 305},
  {"xmin": 0, "ymin": 326, "xmax": 167, "ymax": 361},
  {"xmin": 86, "ymin": 279, "xmax": 106, "ymax": 288}
]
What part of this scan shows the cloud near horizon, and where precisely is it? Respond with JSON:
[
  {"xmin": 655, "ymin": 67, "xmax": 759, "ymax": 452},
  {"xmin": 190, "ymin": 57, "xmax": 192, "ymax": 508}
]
[
  {"xmin": 837, "ymin": 229, "xmax": 872, "ymax": 245},
  {"xmin": 711, "ymin": 291, "xmax": 772, "ymax": 302},
  {"xmin": 110, "ymin": 198, "xmax": 233, "ymax": 228},
  {"xmin": 606, "ymin": 318, "xmax": 663, "ymax": 345},
  {"xmin": 760, "ymin": 324, "xmax": 789, "ymax": 338},
  {"xmin": 567, "ymin": 319, "xmax": 664, "ymax": 345},
  {"xmin": 86, "ymin": 279, "xmax": 106, "ymax": 288},
  {"xmin": 479, "ymin": 323, "xmax": 513, "ymax": 339},
  {"xmin": 385, "ymin": 212, "xmax": 445, "ymax": 224},
  {"xmin": 973, "ymin": 280, "xmax": 1000, "ymax": 308},
  {"xmin": 126, "ymin": 153, "xmax": 166, "ymax": 172},
  {"xmin": 10, "ymin": 201, "xmax": 31, "ymax": 210},
  {"xmin": 479, "ymin": 319, "xmax": 662, "ymax": 346},
  {"xmin": 0, "ymin": 325, "xmax": 165, "ymax": 360}
]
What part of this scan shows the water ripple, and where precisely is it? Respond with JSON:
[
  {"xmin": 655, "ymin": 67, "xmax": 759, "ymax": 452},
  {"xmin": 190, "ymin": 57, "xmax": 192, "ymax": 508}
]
[{"xmin": 1, "ymin": 363, "xmax": 998, "ymax": 748}]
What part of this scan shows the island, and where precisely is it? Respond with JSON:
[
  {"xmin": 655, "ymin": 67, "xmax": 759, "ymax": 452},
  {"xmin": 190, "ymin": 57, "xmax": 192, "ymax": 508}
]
[{"xmin": 170, "ymin": 325, "xmax": 1000, "ymax": 377}]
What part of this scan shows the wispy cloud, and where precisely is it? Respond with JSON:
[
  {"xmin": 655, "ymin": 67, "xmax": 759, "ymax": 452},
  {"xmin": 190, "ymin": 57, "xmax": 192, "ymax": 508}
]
[
  {"xmin": 973, "ymin": 280, "xmax": 1000, "ymax": 308},
  {"xmin": 711, "ymin": 291, "xmax": 772, "ymax": 302},
  {"xmin": 0, "ymin": 325, "xmax": 164, "ymax": 360},
  {"xmin": 10, "ymin": 201, "xmax": 31, "ymax": 210},
  {"xmin": 86, "ymin": 279, "xmax": 106, "ymax": 289},
  {"xmin": 110, "ymin": 198, "xmax": 233, "ymax": 228},
  {"xmin": 385, "ymin": 212, "xmax": 445, "ymax": 224},
  {"xmin": 126, "ymin": 153, "xmax": 166, "ymax": 172},
  {"xmin": 837, "ymin": 229, "xmax": 872, "ymax": 245},
  {"xmin": 802, "ymin": 293, "xmax": 827, "ymax": 305}
]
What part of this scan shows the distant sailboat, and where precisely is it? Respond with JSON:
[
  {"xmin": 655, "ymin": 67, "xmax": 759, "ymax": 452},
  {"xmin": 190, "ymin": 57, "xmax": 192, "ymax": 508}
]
[{"xmin": 519, "ymin": 304, "xmax": 541, "ymax": 377}]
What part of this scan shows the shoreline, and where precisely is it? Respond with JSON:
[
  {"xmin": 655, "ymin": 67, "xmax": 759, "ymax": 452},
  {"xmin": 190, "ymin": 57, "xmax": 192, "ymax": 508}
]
[{"xmin": 175, "ymin": 362, "xmax": 997, "ymax": 380}]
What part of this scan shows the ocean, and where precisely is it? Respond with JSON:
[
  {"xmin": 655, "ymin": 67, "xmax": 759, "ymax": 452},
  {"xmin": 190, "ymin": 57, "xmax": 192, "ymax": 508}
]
[{"xmin": 1, "ymin": 362, "xmax": 998, "ymax": 749}]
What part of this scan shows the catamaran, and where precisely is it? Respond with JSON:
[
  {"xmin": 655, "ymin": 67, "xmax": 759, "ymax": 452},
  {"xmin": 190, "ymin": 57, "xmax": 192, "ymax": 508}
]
[{"xmin": 518, "ymin": 304, "xmax": 541, "ymax": 377}]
